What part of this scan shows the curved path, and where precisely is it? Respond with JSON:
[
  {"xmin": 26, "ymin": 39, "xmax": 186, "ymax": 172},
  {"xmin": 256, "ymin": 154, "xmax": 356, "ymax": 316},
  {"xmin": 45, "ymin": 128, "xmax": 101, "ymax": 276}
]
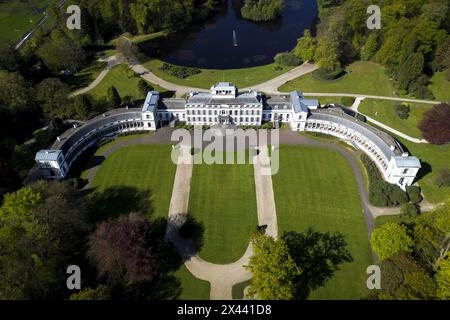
[{"xmin": 71, "ymin": 56, "xmax": 119, "ymax": 97}]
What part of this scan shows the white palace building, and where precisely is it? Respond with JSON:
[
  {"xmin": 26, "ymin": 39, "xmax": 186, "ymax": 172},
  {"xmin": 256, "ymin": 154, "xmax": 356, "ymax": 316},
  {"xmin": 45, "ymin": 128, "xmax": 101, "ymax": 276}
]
[{"xmin": 35, "ymin": 83, "xmax": 420, "ymax": 190}]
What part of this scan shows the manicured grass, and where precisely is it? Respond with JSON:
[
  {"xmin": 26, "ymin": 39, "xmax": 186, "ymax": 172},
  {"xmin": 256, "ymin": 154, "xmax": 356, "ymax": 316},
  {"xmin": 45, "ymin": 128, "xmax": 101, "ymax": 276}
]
[
  {"xmin": 0, "ymin": 0, "xmax": 47, "ymax": 43},
  {"xmin": 272, "ymin": 145, "xmax": 373, "ymax": 299},
  {"xmin": 279, "ymin": 61, "xmax": 395, "ymax": 97},
  {"xmin": 142, "ymin": 58, "xmax": 294, "ymax": 89},
  {"xmin": 173, "ymin": 265, "xmax": 210, "ymax": 300},
  {"xmin": 395, "ymin": 137, "xmax": 450, "ymax": 204},
  {"xmin": 232, "ymin": 280, "xmax": 251, "ymax": 300},
  {"xmin": 358, "ymin": 99, "xmax": 433, "ymax": 139},
  {"xmin": 65, "ymin": 60, "xmax": 107, "ymax": 91},
  {"xmin": 80, "ymin": 133, "xmax": 152, "ymax": 180},
  {"xmin": 429, "ymin": 70, "xmax": 450, "ymax": 102},
  {"xmin": 89, "ymin": 64, "xmax": 174, "ymax": 101},
  {"xmin": 89, "ymin": 144, "xmax": 176, "ymax": 219},
  {"xmin": 188, "ymin": 158, "xmax": 258, "ymax": 264}
]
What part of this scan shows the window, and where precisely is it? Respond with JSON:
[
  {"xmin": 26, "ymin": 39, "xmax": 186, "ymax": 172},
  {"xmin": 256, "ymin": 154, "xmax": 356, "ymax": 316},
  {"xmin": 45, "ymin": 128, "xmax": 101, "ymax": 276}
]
[
  {"xmin": 402, "ymin": 168, "xmax": 409, "ymax": 174},
  {"xmin": 399, "ymin": 178, "xmax": 404, "ymax": 185},
  {"xmin": 146, "ymin": 114, "xmax": 150, "ymax": 119}
]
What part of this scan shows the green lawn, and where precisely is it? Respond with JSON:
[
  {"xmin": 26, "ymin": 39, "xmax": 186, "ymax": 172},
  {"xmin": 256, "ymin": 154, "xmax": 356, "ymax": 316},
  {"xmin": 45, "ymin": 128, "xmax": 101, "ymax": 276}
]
[
  {"xmin": 173, "ymin": 265, "xmax": 210, "ymax": 300},
  {"xmin": 395, "ymin": 137, "xmax": 450, "ymax": 204},
  {"xmin": 232, "ymin": 280, "xmax": 251, "ymax": 300},
  {"xmin": 429, "ymin": 70, "xmax": 450, "ymax": 102},
  {"xmin": 272, "ymin": 145, "xmax": 373, "ymax": 299},
  {"xmin": 188, "ymin": 158, "xmax": 258, "ymax": 264},
  {"xmin": 89, "ymin": 144, "xmax": 176, "ymax": 219},
  {"xmin": 89, "ymin": 64, "xmax": 174, "ymax": 101},
  {"xmin": 279, "ymin": 61, "xmax": 395, "ymax": 97},
  {"xmin": 65, "ymin": 60, "xmax": 107, "ymax": 91},
  {"xmin": 358, "ymin": 99, "xmax": 433, "ymax": 139},
  {"xmin": 0, "ymin": 0, "xmax": 47, "ymax": 43},
  {"xmin": 142, "ymin": 58, "xmax": 294, "ymax": 90},
  {"xmin": 304, "ymin": 96, "xmax": 351, "ymax": 106}
]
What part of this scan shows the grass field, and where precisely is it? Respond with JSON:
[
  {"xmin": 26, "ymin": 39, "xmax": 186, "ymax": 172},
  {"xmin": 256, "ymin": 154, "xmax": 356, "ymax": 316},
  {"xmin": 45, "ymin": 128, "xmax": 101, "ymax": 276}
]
[
  {"xmin": 89, "ymin": 144, "xmax": 176, "ymax": 219},
  {"xmin": 358, "ymin": 99, "xmax": 433, "ymax": 139},
  {"xmin": 89, "ymin": 64, "xmax": 174, "ymax": 101},
  {"xmin": 173, "ymin": 265, "xmax": 210, "ymax": 300},
  {"xmin": 0, "ymin": 0, "xmax": 47, "ymax": 43},
  {"xmin": 429, "ymin": 70, "xmax": 450, "ymax": 102},
  {"xmin": 142, "ymin": 58, "xmax": 294, "ymax": 89},
  {"xmin": 395, "ymin": 137, "xmax": 450, "ymax": 204},
  {"xmin": 279, "ymin": 61, "xmax": 395, "ymax": 97},
  {"xmin": 65, "ymin": 60, "xmax": 107, "ymax": 91},
  {"xmin": 272, "ymin": 145, "xmax": 373, "ymax": 299},
  {"xmin": 188, "ymin": 158, "xmax": 258, "ymax": 264}
]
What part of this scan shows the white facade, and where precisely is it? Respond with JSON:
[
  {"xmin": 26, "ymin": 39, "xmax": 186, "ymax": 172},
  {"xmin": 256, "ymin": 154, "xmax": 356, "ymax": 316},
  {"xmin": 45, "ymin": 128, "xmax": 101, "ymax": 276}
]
[{"xmin": 35, "ymin": 83, "xmax": 421, "ymax": 191}]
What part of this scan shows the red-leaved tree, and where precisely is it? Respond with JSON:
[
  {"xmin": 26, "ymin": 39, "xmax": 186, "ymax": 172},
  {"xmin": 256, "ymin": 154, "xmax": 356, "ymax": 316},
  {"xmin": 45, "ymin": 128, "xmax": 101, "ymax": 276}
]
[
  {"xmin": 88, "ymin": 213, "xmax": 157, "ymax": 283},
  {"xmin": 419, "ymin": 103, "xmax": 450, "ymax": 144}
]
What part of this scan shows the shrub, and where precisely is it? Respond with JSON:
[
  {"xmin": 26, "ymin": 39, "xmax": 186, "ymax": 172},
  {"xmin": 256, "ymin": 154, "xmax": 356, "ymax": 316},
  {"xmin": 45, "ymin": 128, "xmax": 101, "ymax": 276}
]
[
  {"xmin": 312, "ymin": 67, "xmax": 346, "ymax": 81},
  {"xmin": 419, "ymin": 103, "xmax": 450, "ymax": 144},
  {"xmin": 341, "ymin": 97, "xmax": 355, "ymax": 106},
  {"xmin": 394, "ymin": 103, "xmax": 410, "ymax": 120},
  {"xmin": 361, "ymin": 154, "xmax": 408, "ymax": 207},
  {"xmin": 138, "ymin": 79, "xmax": 154, "ymax": 96},
  {"xmin": 355, "ymin": 113, "xmax": 367, "ymax": 122},
  {"xmin": 274, "ymin": 52, "xmax": 302, "ymax": 67},
  {"xmin": 400, "ymin": 202, "xmax": 420, "ymax": 217},
  {"xmin": 406, "ymin": 186, "xmax": 422, "ymax": 204},
  {"xmin": 371, "ymin": 223, "xmax": 414, "ymax": 261},
  {"xmin": 159, "ymin": 63, "xmax": 201, "ymax": 79},
  {"xmin": 436, "ymin": 168, "xmax": 450, "ymax": 188}
]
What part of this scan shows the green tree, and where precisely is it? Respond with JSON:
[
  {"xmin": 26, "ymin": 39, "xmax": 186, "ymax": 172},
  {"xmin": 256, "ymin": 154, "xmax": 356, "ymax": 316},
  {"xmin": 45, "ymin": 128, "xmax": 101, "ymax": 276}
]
[
  {"xmin": 371, "ymin": 223, "xmax": 414, "ymax": 261},
  {"xmin": 69, "ymin": 285, "xmax": 111, "ymax": 300},
  {"xmin": 361, "ymin": 33, "xmax": 379, "ymax": 61},
  {"xmin": 435, "ymin": 253, "xmax": 450, "ymax": 299},
  {"xmin": 402, "ymin": 271, "xmax": 436, "ymax": 299},
  {"xmin": 107, "ymin": 86, "xmax": 122, "ymax": 107},
  {"xmin": 138, "ymin": 79, "xmax": 154, "ymax": 97},
  {"xmin": 397, "ymin": 52, "xmax": 424, "ymax": 92},
  {"xmin": 315, "ymin": 36, "xmax": 341, "ymax": 72},
  {"xmin": 400, "ymin": 203, "xmax": 420, "ymax": 218},
  {"xmin": 0, "ymin": 71, "xmax": 32, "ymax": 110},
  {"xmin": 294, "ymin": 30, "xmax": 316, "ymax": 62},
  {"xmin": 71, "ymin": 95, "xmax": 93, "ymax": 120},
  {"xmin": 241, "ymin": 0, "xmax": 285, "ymax": 22},
  {"xmin": 245, "ymin": 232, "xmax": 301, "ymax": 300},
  {"xmin": 36, "ymin": 78, "xmax": 70, "ymax": 118}
]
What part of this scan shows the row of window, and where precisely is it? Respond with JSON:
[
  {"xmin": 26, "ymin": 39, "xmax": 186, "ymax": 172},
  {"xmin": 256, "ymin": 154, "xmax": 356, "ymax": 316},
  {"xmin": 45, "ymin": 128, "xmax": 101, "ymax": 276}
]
[
  {"xmin": 186, "ymin": 109, "xmax": 261, "ymax": 116},
  {"xmin": 186, "ymin": 104, "xmax": 261, "ymax": 108},
  {"xmin": 186, "ymin": 116, "xmax": 261, "ymax": 123}
]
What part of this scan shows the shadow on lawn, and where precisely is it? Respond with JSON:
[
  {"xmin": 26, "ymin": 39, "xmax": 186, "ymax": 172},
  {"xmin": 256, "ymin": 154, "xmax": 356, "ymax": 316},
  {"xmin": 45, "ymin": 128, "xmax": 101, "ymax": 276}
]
[
  {"xmin": 282, "ymin": 228, "xmax": 353, "ymax": 300},
  {"xmin": 86, "ymin": 185, "xmax": 153, "ymax": 224}
]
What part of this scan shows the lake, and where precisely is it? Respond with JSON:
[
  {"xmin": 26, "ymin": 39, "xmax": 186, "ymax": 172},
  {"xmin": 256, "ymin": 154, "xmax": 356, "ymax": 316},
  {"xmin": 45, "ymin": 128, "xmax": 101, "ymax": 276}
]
[{"xmin": 140, "ymin": 0, "xmax": 318, "ymax": 70}]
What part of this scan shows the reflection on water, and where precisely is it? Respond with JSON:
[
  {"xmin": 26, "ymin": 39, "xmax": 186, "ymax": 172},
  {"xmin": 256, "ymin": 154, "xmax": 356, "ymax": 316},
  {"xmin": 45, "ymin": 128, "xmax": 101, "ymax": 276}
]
[{"xmin": 139, "ymin": 0, "xmax": 318, "ymax": 69}]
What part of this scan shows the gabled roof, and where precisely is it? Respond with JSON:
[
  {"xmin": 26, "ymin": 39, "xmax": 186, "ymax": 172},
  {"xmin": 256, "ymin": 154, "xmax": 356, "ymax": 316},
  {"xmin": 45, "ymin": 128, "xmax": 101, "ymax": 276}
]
[
  {"xmin": 290, "ymin": 91, "xmax": 308, "ymax": 113},
  {"xmin": 142, "ymin": 91, "xmax": 159, "ymax": 113},
  {"xmin": 35, "ymin": 150, "xmax": 62, "ymax": 162}
]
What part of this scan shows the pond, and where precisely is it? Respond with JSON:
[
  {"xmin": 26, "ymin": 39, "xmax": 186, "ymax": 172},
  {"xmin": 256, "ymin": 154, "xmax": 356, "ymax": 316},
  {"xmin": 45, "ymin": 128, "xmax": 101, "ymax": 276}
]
[{"xmin": 139, "ymin": 0, "xmax": 318, "ymax": 70}]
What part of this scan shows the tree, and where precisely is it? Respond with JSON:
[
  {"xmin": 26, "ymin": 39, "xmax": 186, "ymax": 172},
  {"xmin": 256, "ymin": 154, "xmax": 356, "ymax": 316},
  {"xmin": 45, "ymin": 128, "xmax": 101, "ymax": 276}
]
[
  {"xmin": 69, "ymin": 285, "xmax": 111, "ymax": 300},
  {"xmin": 315, "ymin": 36, "xmax": 341, "ymax": 72},
  {"xmin": 436, "ymin": 168, "xmax": 450, "ymax": 188},
  {"xmin": 36, "ymin": 78, "xmax": 70, "ymax": 119},
  {"xmin": 245, "ymin": 232, "xmax": 301, "ymax": 300},
  {"xmin": 400, "ymin": 203, "xmax": 420, "ymax": 218},
  {"xmin": 371, "ymin": 223, "xmax": 414, "ymax": 261},
  {"xmin": 241, "ymin": 0, "xmax": 285, "ymax": 22},
  {"xmin": 71, "ymin": 95, "xmax": 93, "ymax": 120},
  {"xmin": 433, "ymin": 37, "xmax": 450, "ymax": 71},
  {"xmin": 361, "ymin": 33, "xmax": 379, "ymax": 61},
  {"xmin": 274, "ymin": 52, "xmax": 302, "ymax": 66},
  {"xmin": 36, "ymin": 29, "xmax": 86, "ymax": 73},
  {"xmin": 419, "ymin": 103, "xmax": 450, "ymax": 144},
  {"xmin": 294, "ymin": 30, "xmax": 315, "ymax": 62},
  {"xmin": 396, "ymin": 52, "xmax": 424, "ymax": 92},
  {"xmin": 282, "ymin": 229, "xmax": 352, "ymax": 299},
  {"xmin": 88, "ymin": 213, "xmax": 158, "ymax": 284},
  {"xmin": 138, "ymin": 79, "xmax": 154, "ymax": 97},
  {"xmin": 107, "ymin": 86, "xmax": 122, "ymax": 107},
  {"xmin": 116, "ymin": 37, "xmax": 139, "ymax": 64},
  {"xmin": 414, "ymin": 203, "xmax": 450, "ymax": 271},
  {"xmin": 402, "ymin": 271, "xmax": 436, "ymax": 299},
  {"xmin": 406, "ymin": 185, "xmax": 422, "ymax": 204},
  {"xmin": 0, "ymin": 181, "xmax": 89, "ymax": 299},
  {"xmin": 435, "ymin": 253, "xmax": 450, "ymax": 299},
  {"xmin": 0, "ymin": 71, "xmax": 33, "ymax": 110}
]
